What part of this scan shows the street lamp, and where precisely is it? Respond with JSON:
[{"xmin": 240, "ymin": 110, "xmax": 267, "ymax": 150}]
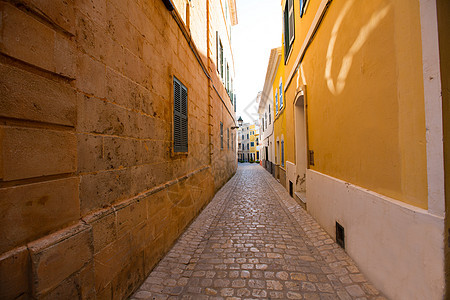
[{"xmin": 231, "ymin": 116, "xmax": 243, "ymax": 129}]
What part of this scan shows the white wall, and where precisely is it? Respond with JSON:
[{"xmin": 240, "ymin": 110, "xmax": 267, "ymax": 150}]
[{"xmin": 306, "ymin": 169, "xmax": 445, "ymax": 300}]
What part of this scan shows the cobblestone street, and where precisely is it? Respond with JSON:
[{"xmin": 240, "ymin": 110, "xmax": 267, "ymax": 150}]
[{"xmin": 131, "ymin": 164, "xmax": 386, "ymax": 300}]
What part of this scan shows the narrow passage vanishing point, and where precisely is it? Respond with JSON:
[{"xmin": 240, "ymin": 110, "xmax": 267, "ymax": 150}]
[{"xmin": 132, "ymin": 164, "xmax": 386, "ymax": 299}]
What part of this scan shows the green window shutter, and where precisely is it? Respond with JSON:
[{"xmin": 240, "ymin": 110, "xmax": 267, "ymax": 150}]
[
  {"xmin": 284, "ymin": 2, "xmax": 289, "ymax": 60},
  {"xmin": 173, "ymin": 77, "xmax": 188, "ymax": 153},
  {"xmin": 216, "ymin": 31, "xmax": 219, "ymax": 73},
  {"xmin": 220, "ymin": 122, "xmax": 223, "ymax": 150}
]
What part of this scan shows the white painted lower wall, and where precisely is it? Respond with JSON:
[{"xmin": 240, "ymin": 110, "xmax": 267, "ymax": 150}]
[{"xmin": 306, "ymin": 169, "xmax": 445, "ymax": 300}]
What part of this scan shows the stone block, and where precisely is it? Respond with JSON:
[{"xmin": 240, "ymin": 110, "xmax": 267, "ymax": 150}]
[
  {"xmin": 0, "ymin": 3, "xmax": 75, "ymax": 78},
  {"xmin": 131, "ymin": 221, "xmax": 153, "ymax": 255},
  {"xmin": 130, "ymin": 162, "xmax": 173, "ymax": 195},
  {"xmin": 147, "ymin": 190, "xmax": 172, "ymax": 238},
  {"xmin": 0, "ymin": 246, "xmax": 30, "ymax": 299},
  {"xmin": 75, "ymin": 10, "xmax": 108, "ymax": 62},
  {"xmin": 21, "ymin": 0, "xmax": 76, "ymax": 35},
  {"xmin": 111, "ymin": 251, "xmax": 144, "ymax": 300},
  {"xmin": 83, "ymin": 207, "xmax": 116, "ymax": 254},
  {"xmin": 76, "ymin": 53, "xmax": 106, "ymax": 97},
  {"xmin": 0, "ymin": 177, "xmax": 79, "ymax": 253},
  {"xmin": 122, "ymin": 48, "xmax": 148, "ymax": 86},
  {"xmin": 0, "ymin": 63, "xmax": 77, "ymax": 126},
  {"xmin": 116, "ymin": 199, "xmax": 147, "ymax": 237},
  {"xmin": 106, "ymin": 67, "xmax": 140, "ymax": 110},
  {"xmin": 0, "ymin": 126, "xmax": 77, "ymax": 181},
  {"xmin": 79, "ymin": 168, "xmax": 132, "ymax": 215},
  {"xmin": 28, "ymin": 223, "xmax": 93, "ymax": 296},
  {"xmin": 77, "ymin": 93, "xmax": 139, "ymax": 138},
  {"xmin": 76, "ymin": 0, "xmax": 107, "ymax": 26},
  {"xmin": 77, "ymin": 133, "xmax": 104, "ymax": 173},
  {"xmin": 143, "ymin": 235, "xmax": 165, "ymax": 275},
  {"xmin": 138, "ymin": 140, "xmax": 170, "ymax": 165},
  {"xmin": 103, "ymin": 136, "xmax": 140, "ymax": 170},
  {"xmin": 94, "ymin": 233, "xmax": 132, "ymax": 291}
]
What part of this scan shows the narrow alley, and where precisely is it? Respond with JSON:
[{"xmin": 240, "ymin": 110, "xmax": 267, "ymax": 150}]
[{"xmin": 131, "ymin": 164, "xmax": 384, "ymax": 300}]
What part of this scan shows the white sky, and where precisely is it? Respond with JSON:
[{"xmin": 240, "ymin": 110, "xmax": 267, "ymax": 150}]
[{"xmin": 232, "ymin": 0, "xmax": 282, "ymax": 124}]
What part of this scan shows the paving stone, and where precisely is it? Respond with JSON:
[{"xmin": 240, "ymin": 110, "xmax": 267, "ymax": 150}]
[{"xmin": 131, "ymin": 164, "xmax": 385, "ymax": 299}]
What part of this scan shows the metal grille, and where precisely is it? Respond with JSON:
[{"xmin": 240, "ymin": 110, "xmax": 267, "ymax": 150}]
[{"xmin": 336, "ymin": 222, "xmax": 345, "ymax": 249}]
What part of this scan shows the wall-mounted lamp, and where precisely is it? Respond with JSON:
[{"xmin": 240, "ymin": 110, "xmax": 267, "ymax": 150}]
[{"xmin": 231, "ymin": 116, "xmax": 243, "ymax": 129}]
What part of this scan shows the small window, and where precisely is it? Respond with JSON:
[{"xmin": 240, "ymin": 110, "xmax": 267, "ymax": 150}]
[
  {"xmin": 279, "ymin": 82, "xmax": 283, "ymax": 109},
  {"xmin": 300, "ymin": 0, "xmax": 307, "ymax": 17},
  {"xmin": 281, "ymin": 140, "xmax": 285, "ymax": 167},
  {"xmin": 247, "ymin": 144, "xmax": 249, "ymax": 150},
  {"xmin": 216, "ymin": 32, "xmax": 220, "ymax": 73},
  {"xmin": 284, "ymin": 0, "xmax": 295, "ymax": 62},
  {"xmin": 220, "ymin": 40, "xmax": 224, "ymax": 79},
  {"xmin": 173, "ymin": 77, "xmax": 188, "ymax": 153},
  {"xmin": 220, "ymin": 122, "xmax": 223, "ymax": 150},
  {"xmin": 251, "ymin": 142, "xmax": 254, "ymax": 147},
  {"xmin": 276, "ymin": 92, "xmax": 278, "ymax": 113},
  {"xmin": 247, "ymin": 134, "xmax": 249, "ymax": 139},
  {"xmin": 269, "ymin": 105, "xmax": 272, "ymax": 124}
]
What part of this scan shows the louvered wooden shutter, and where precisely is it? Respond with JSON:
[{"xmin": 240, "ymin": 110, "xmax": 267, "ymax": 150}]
[
  {"xmin": 173, "ymin": 77, "xmax": 188, "ymax": 152},
  {"xmin": 220, "ymin": 122, "xmax": 223, "ymax": 150}
]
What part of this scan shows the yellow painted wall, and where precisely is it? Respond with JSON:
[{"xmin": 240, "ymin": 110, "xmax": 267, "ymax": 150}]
[{"xmin": 289, "ymin": 0, "xmax": 428, "ymax": 208}]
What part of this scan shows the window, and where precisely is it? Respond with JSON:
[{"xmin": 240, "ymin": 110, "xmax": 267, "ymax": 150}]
[
  {"xmin": 276, "ymin": 92, "xmax": 278, "ymax": 113},
  {"xmin": 220, "ymin": 122, "xmax": 223, "ymax": 150},
  {"xmin": 281, "ymin": 140, "xmax": 285, "ymax": 167},
  {"xmin": 173, "ymin": 77, "xmax": 188, "ymax": 153},
  {"xmin": 300, "ymin": 0, "xmax": 307, "ymax": 17},
  {"xmin": 242, "ymin": 134, "xmax": 244, "ymax": 140},
  {"xmin": 242, "ymin": 144, "xmax": 245, "ymax": 150},
  {"xmin": 256, "ymin": 138, "xmax": 259, "ymax": 145},
  {"xmin": 279, "ymin": 81, "xmax": 283, "ymax": 109},
  {"xmin": 220, "ymin": 40, "xmax": 224, "ymax": 80},
  {"xmin": 265, "ymin": 113, "xmax": 267, "ymax": 128},
  {"xmin": 262, "ymin": 118, "xmax": 264, "ymax": 132},
  {"xmin": 247, "ymin": 134, "xmax": 249, "ymax": 139},
  {"xmin": 269, "ymin": 105, "xmax": 271, "ymax": 124},
  {"xmin": 284, "ymin": 0, "xmax": 295, "ymax": 62},
  {"xmin": 251, "ymin": 142, "xmax": 254, "ymax": 147},
  {"xmin": 257, "ymin": 152, "xmax": 259, "ymax": 160},
  {"xmin": 247, "ymin": 144, "xmax": 249, "ymax": 150},
  {"xmin": 226, "ymin": 63, "xmax": 230, "ymax": 93},
  {"xmin": 227, "ymin": 128, "xmax": 230, "ymax": 149}
]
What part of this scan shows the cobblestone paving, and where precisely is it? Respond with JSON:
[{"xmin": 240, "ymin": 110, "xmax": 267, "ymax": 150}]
[{"xmin": 131, "ymin": 164, "xmax": 386, "ymax": 300}]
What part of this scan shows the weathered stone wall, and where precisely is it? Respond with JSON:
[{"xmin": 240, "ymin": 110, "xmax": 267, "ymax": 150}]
[{"xmin": 0, "ymin": 0, "xmax": 237, "ymax": 298}]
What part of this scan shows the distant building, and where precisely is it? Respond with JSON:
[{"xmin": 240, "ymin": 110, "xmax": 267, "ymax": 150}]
[{"xmin": 238, "ymin": 122, "xmax": 260, "ymax": 162}]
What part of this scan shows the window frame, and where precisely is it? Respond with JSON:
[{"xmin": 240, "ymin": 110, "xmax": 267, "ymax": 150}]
[{"xmin": 173, "ymin": 77, "xmax": 188, "ymax": 153}]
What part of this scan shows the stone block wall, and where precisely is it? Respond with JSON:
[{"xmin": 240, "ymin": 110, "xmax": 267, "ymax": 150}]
[{"xmin": 0, "ymin": 0, "xmax": 237, "ymax": 298}]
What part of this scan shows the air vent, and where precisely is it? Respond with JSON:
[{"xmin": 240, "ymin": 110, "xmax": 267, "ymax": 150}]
[
  {"xmin": 308, "ymin": 150, "xmax": 314, "ymax": 166},
  {"xmin": 336, "ymin": 222, "xmax": 345, "ymax": 249},
  {"xmin": 289, "ymin": 181, "xmax": 293, "ymax": 197}
]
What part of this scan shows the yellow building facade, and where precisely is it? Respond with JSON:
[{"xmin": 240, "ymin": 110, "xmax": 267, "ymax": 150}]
[{"xmin": 270, "ymin": 0, "xmax": 449, "ymax": 298}]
